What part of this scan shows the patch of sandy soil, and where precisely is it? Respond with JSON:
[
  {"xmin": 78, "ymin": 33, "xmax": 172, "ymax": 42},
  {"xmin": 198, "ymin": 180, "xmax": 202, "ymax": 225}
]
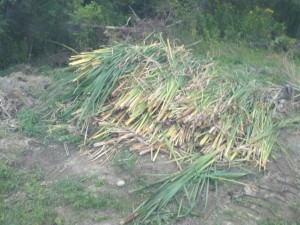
[{"xmin": 1, "ymin": 70, "xmax": 299, "ymax": 225}]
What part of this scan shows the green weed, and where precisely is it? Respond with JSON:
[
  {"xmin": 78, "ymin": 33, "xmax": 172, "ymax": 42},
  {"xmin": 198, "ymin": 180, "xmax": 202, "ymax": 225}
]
[
  {"xmin": 254, "ymin": 199, "xmax": 264, "ymax": 206},
  {"xmin": 232, "ymin": 195, "xmax": 248, "ymax": 206},
  {"xmin": 0, "ymin": 160, "xmax": 57, "ymax": 225},
  {"xmin": 0, "ymin": 161, "xmax": 130, "ymax": 225},
  {"xmin": 113, "ymin": 150, "xmax": 137, "ymax": 175},
  {"xmin": 223, "ymin": 209, "xmax": 235, "ymax": 218},
  {"xmin": 0, "ymin": 65, "xmax": 20, "ymax": 77},
  {"xmin": 0, "ymin": 161, "xmax": 23, "ymax": 194},
  {"xmin": 16, "ymin": 108, "xmax": 44, "ymax": 137},
  {"xmin": 0, "ymin": 131, "xmax": 6, "ymax": 139},
  {"xmin": 93, "ymin": 215, "xmax": 110, "ymax": 222},
  {"xmin": 49, "ymin": 68, "xmax": 76, "ymax": 82},
  {"xmin": 54, "ymin": 177, "xmax": 127, "ymax": 211},
  {"xmin": 4, "ymin": 147, "xmax": 24, "ymax": 159},
  {"xmin": 270, "ymin": 202, "xmax": 280, "ymax": 214},
  {"xmin": 16, "ymin": 107, "xmax": 82, "ymax": 144},
  {"xmin": 259, "ymin": 218, "xmax": 288, "ymax": 225},
  {"xmin": 94, "ymin": 178, "xmax": 106, "ymax": 187},
  {"xmin": 291, "ymin": 201, "xmax": 300, "ymax": 212},
  {"xmin": 46, "ymin": 126, "xmax": 82, "ymax": 144},
  {"xmin": 197, "ymin": 41, "xmax": 300, "ymax": 85}
]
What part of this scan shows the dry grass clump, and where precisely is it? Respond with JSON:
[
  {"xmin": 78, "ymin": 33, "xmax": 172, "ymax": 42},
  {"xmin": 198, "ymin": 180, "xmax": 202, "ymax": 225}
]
[
  {"xmin": 42, "ymin": 38, "xmax": 300, "ymax": 224},
  {"xmin": 73, "ymin": 41, "xmax": 286, "ymax": 171}
]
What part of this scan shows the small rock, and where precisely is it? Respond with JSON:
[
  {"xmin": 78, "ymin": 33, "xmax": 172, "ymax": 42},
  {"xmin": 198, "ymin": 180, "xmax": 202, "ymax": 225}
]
[
  {"xmin": 223, "ymin": 222, "xmax": 234, "ymax": 225},
  {"xmin": 117, "ymin": 180, "xmax": 125, "ymax": 187},
  {"xmin": 244, "ymin": 185, "xmax": 256, "ymax": 196}
]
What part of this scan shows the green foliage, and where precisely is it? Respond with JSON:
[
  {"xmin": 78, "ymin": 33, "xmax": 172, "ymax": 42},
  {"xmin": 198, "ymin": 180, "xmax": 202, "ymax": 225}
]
[
  {"xmin": 272, "ymin": 35, "xmax": 298, "ymax": 51},
  {"xmin": 0, "ymin": 0, "xmax": 82, "ymax": 68},
  {"xmin": 16, "ymin": 107, "xmax": 82, "ymax": 144},
  {"xmin": 48, "ymin": 128, "xmax": 82, "ymax": 143},
  {"xmin": 264, "ymin": 0, "xmax": 300, "ymax": 38},
  {"xmin": 94, "ymin": 178, "xmax": 106, "ymax": 187},
  {"xmin": 0, "ymin": 161, "xmax": 57, "ymax": 225},
  {"xmin": 0, "ymin": 161, "xmax": 129, "ymax": 225},
  {"xmin": 71, "ymin": 1, "xmax": 106, "ymax": 50},
  {"xmin": 0, "ymin": 35, "xmax": 28, "ymax": 68},
  {"xmin": 55, "ymin": 177, "xmax": 126, "ymax": 210},
  {"xmin": 239, "ymin": 7, "xmax": 284, "ymax": 46},
  {"xmin": 223, "ymin": 209, "xmax": 235, "ymax": 217},
  {"xmin": 0, "ymin": 160, "xmax": 23, "ymax": 194},
  {"xmin": 165, "ymin": 0, "xmax": 285, "ymax": 47},
  {"xmin": 69, "ymin": 0, "xmax": 147, "ymax": 50},
  {"xmin": 259, "ymin": 218, "xmax": 289, "ymax": 225},
  {"xmin": 0, "ymin": 0, "xmax": 299, "ymax": 68},
  {"xmin": 72, "ymin": 2, "xmax": 104, "ymax": 25},
  {"xmin": 0, "ymin": 0, "xmax": 27, "ymax": 68},
  {"xmin": 16, "ymin": 108, "xmax": 44, "ymax": 137}
]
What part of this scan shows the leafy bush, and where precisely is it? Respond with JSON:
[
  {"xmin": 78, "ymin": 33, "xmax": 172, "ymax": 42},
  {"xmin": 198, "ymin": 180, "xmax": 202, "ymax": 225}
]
[
  {"xmin": 272, "ymin": 35, "xmax": 298, "ymax": 51},
  {"xmin": 239, "ymin": 7, "xmax": 284, "ymax": 47},
  {"xmin": 71, "ymin": 1, "xmax": 107, "ymax": 50},
  {"xmin": 168, "ymin": 1, "xmax": 285, "ymax": 48},
  {"xmin": 0, "ymin": 0, "xmax": 299, "ymax": 68},
  {"xmin": 0, "ymin": 35, "xmax": 28, "ymax": 68},
  {"xmin": 16, "ymin": 108, "xmax": 44, "ymax": 137}
]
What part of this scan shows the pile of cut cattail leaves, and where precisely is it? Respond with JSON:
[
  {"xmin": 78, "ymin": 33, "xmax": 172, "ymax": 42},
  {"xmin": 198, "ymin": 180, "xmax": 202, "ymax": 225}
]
[{"xmin": 42, "ymin": 38, "xmax": 300, "ymax": 224}]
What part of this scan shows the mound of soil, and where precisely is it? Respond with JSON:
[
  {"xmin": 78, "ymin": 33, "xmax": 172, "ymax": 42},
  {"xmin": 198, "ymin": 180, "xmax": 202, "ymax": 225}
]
[{"xmin": 0, "ymin": 71, "xmax": 51, "ymax": 121}]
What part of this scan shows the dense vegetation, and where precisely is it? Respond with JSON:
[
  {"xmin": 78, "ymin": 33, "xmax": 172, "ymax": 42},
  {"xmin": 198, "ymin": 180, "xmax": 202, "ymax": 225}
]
[{"xmin": 1, "ymin": 0, "xmax": 299, "ymax": 68}]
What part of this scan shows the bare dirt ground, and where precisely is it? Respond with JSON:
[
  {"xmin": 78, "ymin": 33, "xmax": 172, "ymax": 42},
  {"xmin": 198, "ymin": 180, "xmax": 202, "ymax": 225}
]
[
  {"xmin": 1, "ymin": 71, "xmax": 300, "ymax": 225},
  {"xmin": 200, "ymin": 131, "xmax": 300, "ymax": 225}
]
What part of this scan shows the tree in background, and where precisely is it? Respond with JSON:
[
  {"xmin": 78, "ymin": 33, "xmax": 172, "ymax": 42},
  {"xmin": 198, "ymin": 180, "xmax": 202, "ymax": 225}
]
[
  {"xmin": 1, "ymin": 0, "xmax": 28, "ymax": 68},
  {"xmin": 0, "ymin": 0, "xmax": 81, "ymax": 68},
  {"xmin": 0, "ymin": 0, "xmax": 299, "ymax": 69}
]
